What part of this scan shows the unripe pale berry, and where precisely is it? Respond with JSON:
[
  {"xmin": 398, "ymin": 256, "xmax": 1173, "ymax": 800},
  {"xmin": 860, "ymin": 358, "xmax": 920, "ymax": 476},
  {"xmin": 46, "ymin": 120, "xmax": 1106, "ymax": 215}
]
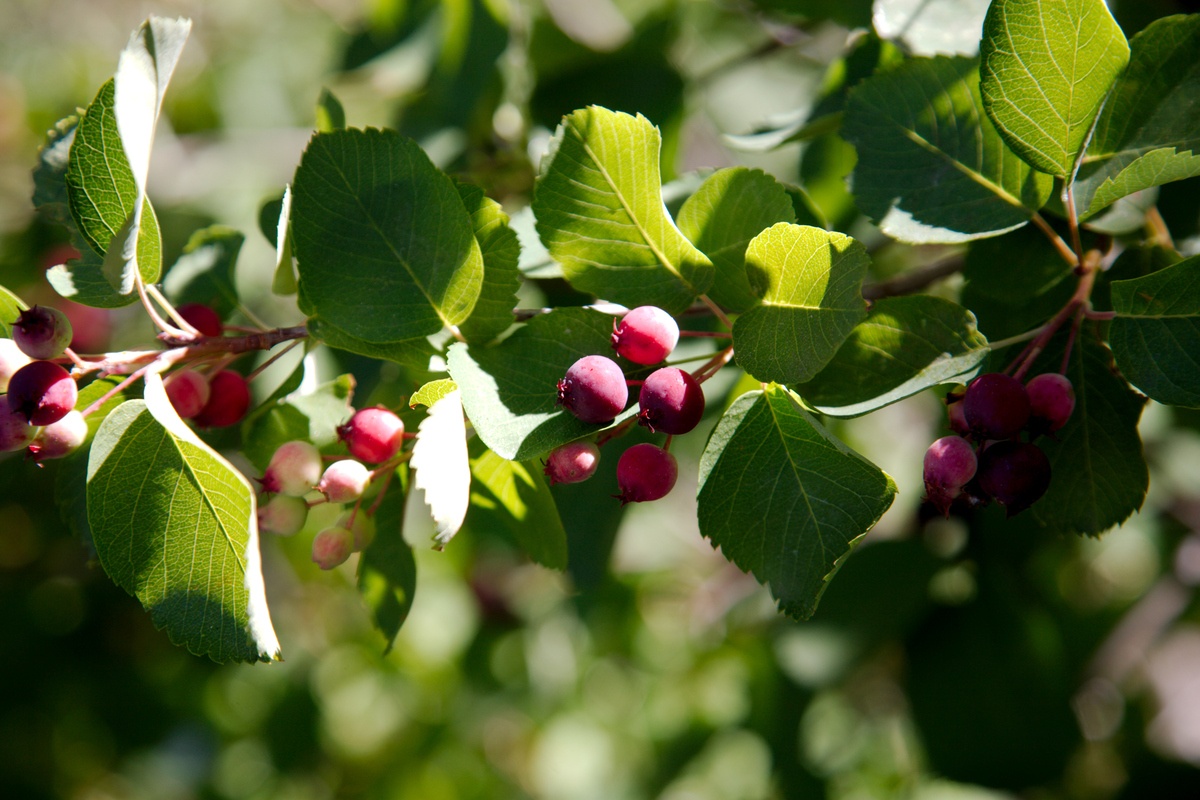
[
  {"xmin": 638, "ymin": 367, "xmax": 705, "ymax": 435},
  {"xmin": 338, "ymin": 407, "xmax": 405, "ymax": 464},
  {"xmin": 963, "ymin": 373, "xmax": 1030, "ymax": 440},
  {"xmin": 544, "ymin": 440, "xmax": 601, "ymax": 485},
  {"xmin": 611, "ymin": 306, "xmax": 679, "ymax": 365},
  {"xmin": 193, "ymin": 370, "xmax": 251, "ymax": 428},
  {"xmin": 616, "ymin": 443, "xmax": 678, "ymax": 504},
  {"xmin": 318, "ymin": 459, "xmax": 371, "ymax": 503},
  {"xmin": 0, "ymin": 338, "xmax": 32, "ymax": 393},
  {"xmin": 312, "ymin": 526, "xmax": 354, "ymax": 570},
  {"xmin": 0, "ymin": 402, "xmax": 37, "ymax": 452},
  {"xmin": 12, "ymin": 305, "xmax": 73, "ymax": 360},
  {"xmin": 922, "ymin": 435, "xmax": 977, "ymax": 518},
  {"xmin": 7, "ymin": 360, "xmax": 77, "ymax": 426},
  {"xmin": 557, "ymin": 355, "xmax": 628, "ymax": 424},
  {"xmin": 258, "ymin": 494, "xmax": 308, "ymax": 537},
  {"xmin": 164, "ymin": 369, "xmax": 211, "ymax": 419},
  {"xmin": 976, "ymin": 440, "xmax": 1051, "ymax": 517},
  {"xmin": 1025, "ymin": 373, "xmax": 1075, "ymax": 434},
  {"xmin": 338, "ymin": 511, "xmax": 376, "ymax": 552},
  {"xmin": 177, "ymin": 303, "xmax": 223, "ymax": 337},
  {"xmin": 262, "ymin": 440, "xmax": 322, "ymax": 496},
  {"xmin": 28, "ymin": 409, "xmax": 88, "ymax": 461}
]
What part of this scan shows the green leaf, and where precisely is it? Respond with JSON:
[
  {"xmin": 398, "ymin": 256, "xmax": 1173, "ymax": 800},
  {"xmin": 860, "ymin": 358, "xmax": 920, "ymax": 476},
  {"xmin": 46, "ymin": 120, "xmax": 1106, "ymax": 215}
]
[
  {"xmin": 242, "ymin": 372, "xmax": 356, "ymax": 471},
  {"xmin": 307, "ymin": 318, "xmax": 437, "ymax": 371},
  {"xmin": 456, "ymin": 182, "xmax": 521, "ymax": 344},
  {"xmin": 270, "ymin": 186, "xmax": 298, "ymax": 295},
  {"xmin": 291, "ymin": 127, "xmax": 484, "ymax": 342},
  {"xmin": 1033, "ymin": 338, "xmax": 1147, "ymax": 537},
  {"xmin": 469, "ymin": 448, "xmax": 568, "ymax": 570},
  {"xmin": 676, "ymin": 168, "xmax": 797, "ymax": 313},
  {"xmin": 1075, "ymin": 15, "xmax": 1200, "ymax": 217},
  {"xmin": 316, "ymin": 87, "xmax": 346, "ymax": 132},
  {"xmin": 447, "ymin": 307, "xmax": 632, "ymax": 461},
  {"xmin": 979, "ymin": 0, "xmax": 1129, "ymax": 178},
  {"xmin": 532, "ymin": 106, "xmax": 714, "ymax": 314},
  {"xmin": 796, "ymin": 296, "xmax": 989, "ymax": 417},
  {"xmin": 162, "ymin": 226, "xmax": 244, "ymax": 318},
  {"xmin": 872, "ymin": 0, "xmax": 991, "ymax": 57},
  {"xmin": 697, "ymin": 386, "xmax": 896, "ymax": 619},
  {"xmin": 844, "ymin": 56, "xmax": 1052, "ymax": 243},
  {"xmin": 732, "ymin": 223, "xmax": 870, "ymax": 385},
  {"xmin": 0, "ymin": 286, "xmax": 27, "ymax": 336},
  {"xmin": 32, "ymin": 116, "xmax": 77, "ymax": 226},
  {"xmin": 87, "ymin": 378, "xmax": 280, "ymax": 663},
  {"xmin": 1109, "ymin": 255, "xmax": 1200, "ymax": 407},
  {"xmin": 357, "ymin": 467, "xmax": 416, "ymax": 654},
  {"xmin": 410, "ymin": 378, "xmax": 458, "ymax": 408},
  {"xmin": 961, "ymin": 225, "xmax": 1076, "ymax": 340}
]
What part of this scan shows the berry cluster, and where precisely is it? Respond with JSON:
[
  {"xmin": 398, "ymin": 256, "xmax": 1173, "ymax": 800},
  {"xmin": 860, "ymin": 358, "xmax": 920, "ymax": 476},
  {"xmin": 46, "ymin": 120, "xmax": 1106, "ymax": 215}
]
[
  {"xmin": 156, "ymin": 303, "xmax": 254, "ymax": 429},
  {"xmin": 547, "ymin": 305, "xmax": 705, "ymax": 504},
  {"xmin": 1, "ymin": 307, "xmax": 86, "ymax": 461},
  {"xmin": 924, "ymin": 371, "xmax": 1075, "ymax": 518}
]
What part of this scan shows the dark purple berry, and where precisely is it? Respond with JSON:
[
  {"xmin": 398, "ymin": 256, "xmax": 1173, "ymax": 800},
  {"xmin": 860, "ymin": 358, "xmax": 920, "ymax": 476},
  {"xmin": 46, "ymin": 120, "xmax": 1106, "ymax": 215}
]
[
  {"xmin": 177, "ymin": 303, "xmax": 223, "ymax": 337},
  {"xmin": 963, "ymin": 373, "xmax": 1030, "ymax": 440},
  {"xmin": 976, "ymin": 440, "xmax": 1051, "ymax": 516},
  {"xmin": 338, "ymin": 407, "xmax": 405, "ymax": 464},
  {"xmin": 611, "ymin": 306, "xmax": 679, "ymax": 365},
  {"xmin": 7, "ymin": 360, "xmax": 77, "ymax": 426},
  {"xmin": 12, "ymin": 305, "xmax": 73, "ymax": 360},
  {"xmin": 1025, "ymin": 373, "xmax": 1075, "ymax": 434},
  {"xmin": 557, "ymin": 355, "xmax": 628, "ymax": 424},
  {"xmin": 615, "ymin": 443, "xmax": 678, "ymax": 504},
  {"xmin": 637, "ymin": 367, "xmax": 705, "ymax": 435},
  {"xmin": 193, "ymin": 370, "xmax": 251, "ymax": 428},
  {"xmin": 544, "ymin": 440, "xmax": 601, "ymax": 485},
  {"xmin": 922, "ymin": 435, "xmax": 977, "ymax": 518}
]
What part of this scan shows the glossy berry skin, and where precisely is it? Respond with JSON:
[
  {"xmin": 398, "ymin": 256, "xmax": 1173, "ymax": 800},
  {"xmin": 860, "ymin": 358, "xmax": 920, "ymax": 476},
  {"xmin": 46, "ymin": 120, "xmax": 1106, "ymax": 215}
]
[
  {"xmin": 976, "ymin": 440, "xmax": 1051, "ymax": 517},
  {"xmin": 177, "ymin": 303, "xmax": 223, "ymax": 337},
  {"xmin": 164, "ymin": 369, "xmax": 211, "ymax": 419},
  {"xmin": 616, "ymin": 443, "xmax": 678, "ymax": 504},
  {"xmin": 544, "ymin": 440, "xmax": 601, "ymax": 485},
  {"xmin": 638, "ymin": 367, "xmax": 705, "ymax": 435},
  {"xmin": 611, "ymin": 306, "xmax": 679, "ymax": 365},
  {"xmin": 963, "ymin": 373, "xmax": 1030, "ymax": 440},
  {"xmin": 318, "ymin": 459, "xmax": 371, "ymax": 502},
  {"xmin": 923, "ymin": 435, "xmax": 977, "ymax": 518},
  {"xmin": 1025, "ymin": 373, "xmax": 1075, "ymax": 433},
  {"xmin": 338, "ymin": 407, "xmax": 405, "ymax": 464},
  {"xmin": 7, "ymin": 360, "xmax": 77, "ymax": 426},
  {"xmin": 0, "ymin": 338, "xmax": 32, "ymax": 393},
  {"xmin": 557, "ymin": 355, "xmax": 628, "ymax": 424},
  {"xmin": 258, "ymin": 494, "xmax": 308, "ymax": 537},
  {"xmin": 193, "ymin": 370, "xmax": 251, "ymax": 428},
  {"xmin": 13, "ymin": 306, "xmax": 73, "ymax": 360},
  {"xmin": 262, "ymin": 440, "xmax": 322, "ymax": 496},
  {"xmin": 312, "ymin": 526, "xmax": 354, "ymax": 570},
  {"xmin": 0, "ymin": 402, "xmax": 37, "ymax": 452}
]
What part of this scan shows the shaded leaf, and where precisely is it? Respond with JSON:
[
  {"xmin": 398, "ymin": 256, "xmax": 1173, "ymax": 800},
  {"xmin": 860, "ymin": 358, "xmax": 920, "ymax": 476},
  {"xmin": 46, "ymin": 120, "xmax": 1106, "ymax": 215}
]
[
  {"xmin": 456, "ymin": 182, "xmax": 522, "ymax": 344},
  {"xmin": 961, "ymin": 225, "xmax": 1076, "ymax": 340},
  {"xmin": 242, "ymin": 372, "xmax": 355, "ymax": 471},
  {"xmin": 316, "ymin": 87, "xmax": 346, "ymax": 132},
  {"xmin": 469, "ymin": 448, "xmax": 568, "ymax": 570},
  {"xmin": 306, "ymin": 318, "xmax": 437, "ymax": 372},
  {"xmin": 357, "ymin": 467, "xmax": 417, "ymax": 653},
  {"xmin": 162, "ymin": 225, "xmax": 244, "ymax": 318}
]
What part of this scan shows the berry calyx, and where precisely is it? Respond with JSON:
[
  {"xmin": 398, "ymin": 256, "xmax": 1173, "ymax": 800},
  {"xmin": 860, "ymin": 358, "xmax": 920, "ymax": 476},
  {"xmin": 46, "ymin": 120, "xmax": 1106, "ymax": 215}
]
[
  {"xmin": 922, "ymin": 435, "xmax": 977, "ymax": 518},
  {"xmin": 193, "ymin": 370, "xmax": 251, "ymax": 428},
  {"xmin": 317, "ymin": 459, "xmax": 371, "ymax": 503},
  {"xmin": 963, "ymin": 373, "xmax": 1030, "ymax": 440},
  {"xmin": 312, "ymin": 525, "xmax": 354, "ymax": 570},
  {"xmin": 611, "ymin": 306, "xmax": 679, "ymax": 365},
  {"xmin": 338, "ymin": 407, "xmax": 405, "ymax": 464},
  {"xmin": 258, "ymin": 494, "xmax": 308, "ymax": 537},
  {"xmin": 0, "ymin": 338, "xmax": 32, "ymax": 393},
  {"xmin": 177, "ymin": 303, "xmax": 223, "ymax": 337},
  {"xmin": 0, "ymin": 402, "xmax": 37, "ymax": 452},
  {"xmin": 6, "ymin": 360, "xmax": 77, "ymax": 426},
  {"xmin": 637, "ymin": 367, "xmax": 705, "ymax": 435},
  {"xmin": 556, "ymin": 355, "xmax": 628, "ymax": 424},
  {"xmin": 615, "ymin": 443, "xmax": 678, "ymax": 504},
  {"xmin": 164, "ymin": 369, "xmax": 211, "ymax": 419},
  {"xmin": 975, "ymin": 440, "xmax": 1051, "ymax": 517},
  {"xmin": 12, "ymin": 306, "xmax": 73, "ymax": 360},
  {"xmin": 544, "ymin": 440, "xmax": 601, "ymax": 485},
  {"xmin": 1025, "ymin": 373, "xmax": 1075, "ymax": 434},
  {"xmin": 27, "ymin": 410, "xmax": 88, "ymax": 462},
  {"xmin": 261, "ymin": 440, "xmax": 323, "ymax": 496}
]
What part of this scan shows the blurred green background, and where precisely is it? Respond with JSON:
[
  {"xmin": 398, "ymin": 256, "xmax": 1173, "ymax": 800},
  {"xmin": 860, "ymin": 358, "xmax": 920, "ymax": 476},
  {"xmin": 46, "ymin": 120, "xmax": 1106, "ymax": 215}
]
[{"xmin": 4, "ymin": 0, "xmax": 1200, "ymax": 798}]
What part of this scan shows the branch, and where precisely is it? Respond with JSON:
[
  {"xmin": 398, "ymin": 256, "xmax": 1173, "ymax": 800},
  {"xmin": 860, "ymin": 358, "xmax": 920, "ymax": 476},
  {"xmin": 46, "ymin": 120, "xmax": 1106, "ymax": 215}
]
[{"xmin": 862, "ymin": 254, "xmax": 963, "ymax": 300}]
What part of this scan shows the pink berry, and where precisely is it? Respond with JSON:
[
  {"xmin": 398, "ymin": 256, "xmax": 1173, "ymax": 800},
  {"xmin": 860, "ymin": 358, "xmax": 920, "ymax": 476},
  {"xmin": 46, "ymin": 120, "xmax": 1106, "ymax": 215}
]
[
  {"xmin": 12, "ymin": 305, "xmax": 73, "ymax": 360},
  {"xmin": 338, "ymin": 511, "xmax": 376, "ymax": 552},
  {"xmin": 615, "ymin": 443, "xmax": 678, "ymax": 504},
  {"xmin": 976, "ymin": 440, "xmax": 1051, "ymax": 516},
  {"xmin": 258, "ymin": 494, "xmax": 308, "ymax": 537},
  {"xmin": 637, "ymin": 367, "xmax": 705, "ymax": 435},
  {"xmin": 262, "ymin": 440, "xmax": 322, "ymax": 496},
  {"xmin": 312, "ymin": 526, "xmax": 354, "ymax": 570},
  {"xmin": 28, "ymin": 409, "xmax": 88, "ymax": 461},
  {"xmin": 556, "ymin": 355, "xmax": 628, "ymax": 424},
  {"xmin": 317, "ymin": 459, "xmax": 371, "ymax": 502},
  {"xmin": 0, "ymin": 339, "xmax": 32, "ymax": 393},
  {"xmin": 544, "ymin": 440, "xmax": 601, "ymax": 485},
  {"xmin": 193, "ymin": 371, "xmax": 251, "ymax": 428},
  {"xmin": 164, "ymin": 369, "xmax": 211, "ymax": 419},
  {"xmin": 0, "ymin": 402, "xmax": 37, "ymax": 452},
  {"xmin": 338, "ymin": 407, "xmax": 405, "ymax": 464},
  {"xmin": 611, "ymin": 306, "xmax": 679, "ymax": 365},
  {"xmin": 963, "ymin": 373, "xmax": 1030, "ymax": 440},
  {"xmin": 177, "ymin": 303, "xmax": 223, "ymax": 337},
  {"xmin": 1025, "ymin": 373, "xmax": 1075, "ymax": 434},
  {"xmin": 7, "ymin": 360, "xmax": 77, "ymax": 426},
  {"xmin": 922, "ymin": 435, "xmax": 978, "ymax": 518}
]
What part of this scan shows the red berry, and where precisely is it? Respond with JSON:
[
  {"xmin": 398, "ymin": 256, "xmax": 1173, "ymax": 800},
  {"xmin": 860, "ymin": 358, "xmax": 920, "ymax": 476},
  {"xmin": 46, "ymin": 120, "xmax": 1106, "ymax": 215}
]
[
  {"xmin": 638, "ymin": 367, "xmax": 705, "ymax": 435},
  {"xmin": 7, "ymin": 360, "xmax": 77, "ymax": 426},
  {"xmin": 963, "ymin": 373, "xmax": 1030, "ymax": 440},
  {"xmin": 615, "ymin": 443, "xmax": 678, "ymax": 504},
  {"xmin": 12, "ymin": 305, "xmax": 73, "ymax": 360},
  {"xmin": 312, "ymin": 526, "xmax": 354, "ymax": 570},
  {"xmin": 338, "ymin": 407, "xmax": 405, "ymax": 464},
  {"xmin": 922, "ymin": 435, "xmax": 977, "ymax": 518},
  {"xmin": 611, "ymin": 306, "xmax": 679, "ymax": 365},
  {"xmin": 165, "ymin": 369, "xmax": 211, "ymax": 419},
  {"xmin": 262, "ymin": 440, "xmax": 322, "ymax": 496},
  {"xmin": 28, "ymin": 410, "xmax": 88, "ymax": 461},
  {"xmin": 177, "ymin": 303, "xmax": 223, "ymax": 337},
  {"xmin": 0, "ymin": 339, "xmax": 32, "ymax": 393},
  {"xmin": 976, "ymin": 440, "xmax": 1051, "ymax": 516},
  {"xmin": 0, "ymin": 402, "xmax": 37, "ymax": 452},
  {"xmin": 317, "ymin": 459, "xmax": 371, "ymax": 502},
  {"xmin": 556, "ymin": 355, "xmax": 628, "ymax": 424},
  {"xmin": 544, "ymin": 440, "xmax": 601, "ymax": 485},
  {"xmin": 193, "ymin": 370, "xmax": 251, "ymax": 428},
  {"xmin": 1025, "ymin": 373, "xmax": 1075, "ymax": 434}
]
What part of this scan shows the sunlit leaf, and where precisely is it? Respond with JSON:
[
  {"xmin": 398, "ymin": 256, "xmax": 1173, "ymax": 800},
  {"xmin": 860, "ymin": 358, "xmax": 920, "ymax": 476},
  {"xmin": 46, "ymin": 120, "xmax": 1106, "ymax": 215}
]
[
  {"xmin": 469, "ymin": 447, "xmax": 568, "ymax": 570},
  {"xmin": 456, "ymin": 182, "xmax": 521, "ymax": 344},
  {"xmin": 411, "ymin": 389, "xmax": 471, "ymax": 548}
]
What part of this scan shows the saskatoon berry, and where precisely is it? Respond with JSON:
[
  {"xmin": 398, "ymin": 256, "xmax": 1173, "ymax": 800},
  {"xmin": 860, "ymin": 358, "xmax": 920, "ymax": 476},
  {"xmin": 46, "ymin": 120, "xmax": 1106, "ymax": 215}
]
[
  {"xmin": 0, "ymin": 339, "xmax": 32, "ymax": 393},
  {"xmin": 7, "ymin": 360, "xmax": 77, "ymax": 426},
  {"xmin": 177, "ymin": 303, "xmax": 223, "ymax": 337},
  {"xmin": 193, "ymin": 370, "xmax": 251, "ymax": 428},
  {"xmin": 611, "ymin": 306, "xmax": 679, "ymax": 365},
  {"xmin": 312, "ymin": 525, "xmax": 354, "ymax": 570},
  {"xmin": 164, "ymin": 369, "xmax": 211, "ymax": 419},
  {"xmin": 616, "ymin": 443, "xmax": 678, "ymax": 504},
  {"xmin": 922, "ymin": 435, "xmax": 977, "ymax": 518},
  {"xmin": 638, "ymin": 367, "xmax": 705, "ymax": 435},
  {"xmin": 963, "ymin": 373, "xmax": 1030, "ymax": 440},
  {"xmin": 262, "ymin": 440, "xmax": 322, "ymax": 496},
  {"xmin": 28, "ymin": 410, "xmax": 88, "ymax": 461},
  {"xmin": 557, "ymin": 355, "xmax": 628, "ymax": 424},
  {"xmin": 0, "ymin": 402, "xmax": 37, "ymax": 452},
  {"xmin": 12, "ymin": 306, "xmax": 73, "ymax": 360},
  {"xmin": 338, "ymin": 407, "xmax": 405, "ymax": 464},
  {"xmin": 976, "ymin": 440, "xmax": 1051, "ymax": 516},
  {"xmin": 339, "ymin": 511, "xmax": 376, "ymax": 552},
  {"xmin": 258, "ymin": 494, "xmax": 308, "ymax": 537},
  {"xmin": 318, "ymin": 459, "xmax": 371, "ymax": 503},
  {"xmin": 544, "ymin": 440, "xmax": 601, "ymax": 485},
  {"xmin": 1025, "ymin": 373, "xmax": 1075, "ymax": 434}
]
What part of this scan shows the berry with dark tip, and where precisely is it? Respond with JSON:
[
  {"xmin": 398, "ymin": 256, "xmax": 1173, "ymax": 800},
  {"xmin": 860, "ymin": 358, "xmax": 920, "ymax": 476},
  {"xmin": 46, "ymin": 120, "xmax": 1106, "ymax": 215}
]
[
  {"xmin": 312, "ymin": 526, "xmax": 354, "ymax": 570},
  {"xmin": 557, "ymin": 355, "xmax": 628, "ymax": 424},
  {"xmin": 637, "ymin": 367, "xmax": 705, "ymax": 435},
  {"xmin": 0, "ymin": 339, "xmax": 32, "ymax": 393},
  {"xmin": 28, "ymin": 410, "xmax": 88, "ymax": 461},
  {"xmin": 165, "ymin": 369, "xmax": 211, "ymax": 419},
  {"xmin": 1025, "ymin": 373, "xmax": 1075, "ymax": 434},
  {"xmin": 7, "ymin": 360, "xmax": 77, "ymax": 426},
  {"xmin": 193, "ymin": 370, "xmax": 251, "ymax": 428},
  {"xmin": 177, "ymin": 303, "xmax": 223, "ymax": 337},
  {"xmin": 262, "ymin": 440, "xmax": 322, "ymax": 496},
  {"xmin": 338, "ymin": 407, "xmax": 405, "ymax": 464},
  {"xmin": 963, "ymin": 373, "xmax": 1030, "ymax": 440},
  {"xmin": 615, "ymin": 443, "xmax": 678, "ymax": 504},
  {"xmin": 976, "ymin": 440, "xmax": 1051, "ymax": 516},
  {"xmin": 258, "ymin": 494, "xmax": 308, "ymax": 537},
  {"xmin": 318, "ymin": 459, "xmax": 371, "ymax": 502},
  {"xmin": 12, "ymin": 305, "xmax": 73, "ymax": 360},
  {"xmin": 923, "ymin": 435, "xmax": 978, "ymax": 518},
  {"xmin": 611, "ymin": 306, "xmax": 679, "ymax": 365},
  {"xmin": 544, "ymin": 440, "xmax": 600, "ymax": 485},
  {"xmin": 0, "ymin": 402, "xmax": 37, "ymax": 452}
]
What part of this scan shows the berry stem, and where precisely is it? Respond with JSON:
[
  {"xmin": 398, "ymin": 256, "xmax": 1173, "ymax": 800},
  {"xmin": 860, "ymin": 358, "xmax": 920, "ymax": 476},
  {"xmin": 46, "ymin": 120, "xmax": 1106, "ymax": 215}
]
[
  {"xmin": 146, "ymin": 284, "xmax": 201, "ymax": 337},
  {"xmin": 1063, "ymin": 185, "xmax": 1085, "ymax": 267},
  {"xmin": 136, "ymin": 275, "xmax": 191, "ymax": 339},
  {"xmin": 691, "ymin": 345, "xmax": 735, "ymax": 384},
  {"xmin": 1009, "ymin": 250, "xmax": 1100, "ymax": 382},
  {"xmin": 698, "ymin": 294, "xmax": 733, "ymax": 330},
  {"xmin": 1145, "ymin": 205, "xmax": 1175, "ymax": 250},
  {"xmin": 1030, "ymin": 212, "xmax": 1079, "ymax": 268},
  {"xmin": 678, "ymin": 330, "xmax": 733, "ymax": 339},
  {"xmin": 79, "ymin": 366, "xmax": 150, "ymax": 419},
  {"xmin": 244, "ymin": 339, "xmax": 303, "ymax": 382}
]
